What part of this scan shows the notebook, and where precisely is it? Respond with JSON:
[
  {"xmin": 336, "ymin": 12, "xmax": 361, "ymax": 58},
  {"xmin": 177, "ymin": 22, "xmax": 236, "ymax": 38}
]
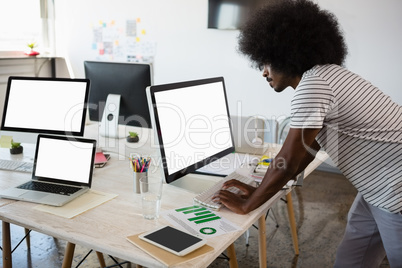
[{"xmin": 0, "ymin": 134, "xmax": 96, "ymax": 206}]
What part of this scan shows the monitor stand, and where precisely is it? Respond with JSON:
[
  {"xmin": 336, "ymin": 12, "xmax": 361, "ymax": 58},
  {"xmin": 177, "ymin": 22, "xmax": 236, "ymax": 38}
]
[
  {"xmin": 169, "ymin": 173, "xmax": 224, "ymax": 194},
  {"xmin": 99, "ymin": 94, "xmax": 125, "ymax": 139}
]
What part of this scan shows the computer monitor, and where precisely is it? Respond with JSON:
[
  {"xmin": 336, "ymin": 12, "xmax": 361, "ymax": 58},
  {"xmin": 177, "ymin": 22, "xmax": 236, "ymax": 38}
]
[
  {"xmin": 1, "ymin": 76, "xmax": 90, "ymax": 140},
  {"xmin": 146, "ymin": 77, "xmax": 235, "ymax": 192},
  {"xmin": 84, "ymin": 61, "xmax": 153, "ymax": 138}
]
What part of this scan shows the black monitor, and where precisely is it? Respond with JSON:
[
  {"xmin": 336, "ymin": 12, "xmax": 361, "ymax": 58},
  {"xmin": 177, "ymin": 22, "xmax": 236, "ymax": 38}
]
[
  {"xmin": 1, "ymin": 76, "xmax": 90, "ymax": 138},
  {"xmin": 84, "ymin": 61, "xmax": 153, "ymax": 138},
  {"xmin": 146, "ymin": 77, "xmax": 235, "ymax": 193}
]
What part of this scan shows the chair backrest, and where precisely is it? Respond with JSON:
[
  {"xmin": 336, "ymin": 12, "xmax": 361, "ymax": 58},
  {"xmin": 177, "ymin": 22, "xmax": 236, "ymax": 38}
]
[
  {"xmin": 277, "ymin": 116, "xmax": 305, "ymax": 184},
  {"xmin": 264, "ymin": 118, "xmax": 278, "ymax": 144},
  {"xmin": 277, "ymin": 117, "xmax": 291, "ymax": 144},
  {"xmin": 231, "ymin": 115, "xmax": 278, "ymax": 147}
]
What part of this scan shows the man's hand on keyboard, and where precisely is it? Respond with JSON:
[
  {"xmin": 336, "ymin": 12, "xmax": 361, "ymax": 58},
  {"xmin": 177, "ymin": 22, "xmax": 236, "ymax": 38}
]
[
  {"xmin": 212, "ymin": 179, "xmax": 257, "ymax": 215},
  {"xmin": 222, "ymin": 179, "xmax": 256, "ymax": 198}
]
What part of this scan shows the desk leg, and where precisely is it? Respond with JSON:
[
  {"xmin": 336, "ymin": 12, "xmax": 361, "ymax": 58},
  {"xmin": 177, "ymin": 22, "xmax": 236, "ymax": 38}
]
[
  {"xmin": 62, "ymin": 242, "xmax": 76, "ymax": 268},
  {"xmin": 258, "ymin": 215, "xmax": 267, "ymax": 268},
  {"xmin": 2, "ymin": 221, "xmax": 12, "ymax": 268},
  {"xmin": 24, "ymin": 228, "xmax": 30, "ymax": 249},
  {"xmin": 286, "ymin": 192, "xmax": 299, "ymax": 255},
  {"xmin": 96, "ymin": 252, "xmax": 106, "ymax": 267},
  {"xmin": 226, "ymin": 243, "xmax": 238, "ymax": 268}
]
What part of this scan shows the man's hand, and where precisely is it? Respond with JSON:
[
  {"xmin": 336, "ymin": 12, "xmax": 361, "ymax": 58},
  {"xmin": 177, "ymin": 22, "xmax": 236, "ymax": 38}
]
[
  {"xmin": 213, "ymin": 190, "xmax": 250, "ymax": 214},
  {"xmin": 212, "ymin": 179, "xmax": 257, "ymax": 214},
  {"xmin": 222, "ymin": 179, "xmax": 256, "ymax": 198}
]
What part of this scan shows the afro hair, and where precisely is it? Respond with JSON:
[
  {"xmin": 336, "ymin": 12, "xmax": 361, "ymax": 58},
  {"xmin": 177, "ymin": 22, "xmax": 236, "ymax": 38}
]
[{"xmin": 238, "ymin": 0, "xmax": 348, "ymax": 77}]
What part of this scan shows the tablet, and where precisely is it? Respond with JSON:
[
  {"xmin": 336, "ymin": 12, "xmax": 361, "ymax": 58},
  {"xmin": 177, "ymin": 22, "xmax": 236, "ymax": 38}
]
[{"xmin": 139, "ymin": 226, "xmax": 207, "ymax": 256}]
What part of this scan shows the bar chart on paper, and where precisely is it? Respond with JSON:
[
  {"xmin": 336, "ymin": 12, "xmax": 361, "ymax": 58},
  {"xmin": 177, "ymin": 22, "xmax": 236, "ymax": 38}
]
[{"xmin": 161, "ymin": 205, "xmax": 241, "ymax": 237}]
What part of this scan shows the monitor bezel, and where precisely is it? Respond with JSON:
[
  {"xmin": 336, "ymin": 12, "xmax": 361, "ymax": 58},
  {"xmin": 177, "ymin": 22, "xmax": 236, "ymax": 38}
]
[
  {"xmin": 147, "ymin": 77, "xmax": 235, "ymax": 184},
  {"xmin": 1, "ymin": 76, "xmax": 90, "ymax": 137}
]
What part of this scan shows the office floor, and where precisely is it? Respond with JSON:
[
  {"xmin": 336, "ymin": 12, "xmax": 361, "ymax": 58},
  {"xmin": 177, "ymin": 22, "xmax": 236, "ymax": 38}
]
[{"xmin": 0, "ymin": 170, "xmax": 390, "ymax": 268}]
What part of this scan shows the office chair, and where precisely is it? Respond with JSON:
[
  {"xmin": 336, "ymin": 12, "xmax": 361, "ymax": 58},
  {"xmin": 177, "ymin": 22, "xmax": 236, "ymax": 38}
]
[{"xmin": 278, "ymin": 116, "xmax": 291, "ymax": 144}]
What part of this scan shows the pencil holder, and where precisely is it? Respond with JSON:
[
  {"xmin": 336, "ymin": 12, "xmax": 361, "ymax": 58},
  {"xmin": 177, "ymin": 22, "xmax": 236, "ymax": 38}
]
[
  {"xmin": 134, "ymin": 172, "xmax": 148, "ymax": 194},
  {"xmin": 129, "ymin": 156, "xmax": 151, "ymax": 193}
]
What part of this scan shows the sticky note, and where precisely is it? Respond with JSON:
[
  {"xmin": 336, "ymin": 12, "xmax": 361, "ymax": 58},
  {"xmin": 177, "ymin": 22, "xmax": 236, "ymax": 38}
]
[{"xmin": 0, "ymin": 136, "xmax": 13, "ymax": 148}]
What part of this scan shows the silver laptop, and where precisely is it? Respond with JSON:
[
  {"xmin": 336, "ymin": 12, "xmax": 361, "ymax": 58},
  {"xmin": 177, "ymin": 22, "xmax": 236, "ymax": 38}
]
[{"xmin": 0, "ymin": 134, "xmax": 96, "ymax": 206}]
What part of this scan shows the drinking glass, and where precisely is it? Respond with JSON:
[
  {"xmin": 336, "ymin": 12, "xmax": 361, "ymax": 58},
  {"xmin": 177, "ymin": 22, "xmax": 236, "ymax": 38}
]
[{"xmin": 139, "ymin": 177, "xmax": 163, "ymax": 220}]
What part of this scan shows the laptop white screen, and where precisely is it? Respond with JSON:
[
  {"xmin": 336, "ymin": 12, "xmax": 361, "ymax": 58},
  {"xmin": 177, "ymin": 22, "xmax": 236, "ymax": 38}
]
[{"xmin": 34, "ymin": 137, "xmax": 94, "ymax": 184}]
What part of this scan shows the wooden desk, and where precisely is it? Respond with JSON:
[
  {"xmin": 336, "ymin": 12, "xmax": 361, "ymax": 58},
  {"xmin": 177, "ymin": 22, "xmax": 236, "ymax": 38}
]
[
  {"xmin": 0, "ymin": 125, "xmax": 327, "ymax": 267},
  {"xmin": 0, "ymin": 153, "xmax": 281, "ymax": 267}
]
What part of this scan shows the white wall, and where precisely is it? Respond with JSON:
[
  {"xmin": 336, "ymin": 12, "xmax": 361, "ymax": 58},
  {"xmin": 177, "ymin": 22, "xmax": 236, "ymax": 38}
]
[{"xmin": 55, "ymin": 0, "xmax": 402, "ymax": 121}]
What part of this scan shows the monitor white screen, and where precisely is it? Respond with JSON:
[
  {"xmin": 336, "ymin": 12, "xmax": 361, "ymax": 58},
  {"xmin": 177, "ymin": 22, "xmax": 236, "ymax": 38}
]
[
  {"xmin": 147, "ymin": 77, "xmax": 235, "ymax": 184},
  {"xmin": 1, "ymin": 77, "xmax": 90, "ymax": 136}
]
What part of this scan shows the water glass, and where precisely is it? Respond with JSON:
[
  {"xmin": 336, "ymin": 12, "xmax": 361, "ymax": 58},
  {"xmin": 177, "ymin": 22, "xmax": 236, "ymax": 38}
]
[{"xmin": 139, "ymin": 177, "xmax": 163, "ymax": 220}]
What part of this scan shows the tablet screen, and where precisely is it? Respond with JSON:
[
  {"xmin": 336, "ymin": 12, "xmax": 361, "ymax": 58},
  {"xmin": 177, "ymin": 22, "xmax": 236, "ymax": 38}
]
[{"xmin": 143, "ymin": 226, "xmax": 203, "ymax": 253}]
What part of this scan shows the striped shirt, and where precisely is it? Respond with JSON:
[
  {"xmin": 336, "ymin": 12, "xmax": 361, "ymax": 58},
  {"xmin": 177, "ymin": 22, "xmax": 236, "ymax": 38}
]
[{"xmin": 290, "ymin": 64, "xmax": 402, "ymax": 214}]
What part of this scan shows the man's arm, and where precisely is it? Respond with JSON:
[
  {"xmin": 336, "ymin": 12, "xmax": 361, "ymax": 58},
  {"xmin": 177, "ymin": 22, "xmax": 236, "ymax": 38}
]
[
  {"xmin": 217, "ymin": 127, "xmax": 321, "ymax": 214},
  {"xmin": 291, "ymin": 132, "xmax": 321, "ymax": 178}
]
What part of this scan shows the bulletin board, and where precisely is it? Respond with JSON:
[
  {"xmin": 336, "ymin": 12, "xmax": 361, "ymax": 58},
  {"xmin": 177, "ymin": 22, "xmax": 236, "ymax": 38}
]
[{"xmin": 91, "ymin": 18, "xmax": 156, "ymax": 63}]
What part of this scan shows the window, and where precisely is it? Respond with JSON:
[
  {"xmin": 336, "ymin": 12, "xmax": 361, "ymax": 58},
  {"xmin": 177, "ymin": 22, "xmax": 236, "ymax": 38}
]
[{"xmin": 0, "ymin": 0, "xmax": 54, "ymax": 54}]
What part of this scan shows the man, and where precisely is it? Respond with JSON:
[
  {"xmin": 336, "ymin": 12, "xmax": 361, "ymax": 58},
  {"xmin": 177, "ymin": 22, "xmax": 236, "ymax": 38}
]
[{"xmin": 214, "ymin": 0, "xmax": 402, "ymax": 267}]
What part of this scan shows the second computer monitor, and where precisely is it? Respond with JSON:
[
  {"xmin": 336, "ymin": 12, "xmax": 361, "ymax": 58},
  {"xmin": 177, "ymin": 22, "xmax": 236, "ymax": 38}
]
[
  {"xmin": 84, "ymin": 61, "xmax": 153, "ymax": 135},
  {"xmin": 147, "ymin": 77, "xmax": 235, "ymax": 187}
]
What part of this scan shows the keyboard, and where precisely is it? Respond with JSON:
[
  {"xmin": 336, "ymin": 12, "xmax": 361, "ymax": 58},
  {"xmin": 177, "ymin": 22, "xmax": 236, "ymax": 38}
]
[
  {"xmin": 17, "ymin": 181, "xmax": 81, "ymax": 196},
  {"xmin": 194, "ymin": 172, "xmax": 256, "ymax": 210},
  {"xmin": 0, "ymin": 159, "xmax": 33, "ymax": 173}
]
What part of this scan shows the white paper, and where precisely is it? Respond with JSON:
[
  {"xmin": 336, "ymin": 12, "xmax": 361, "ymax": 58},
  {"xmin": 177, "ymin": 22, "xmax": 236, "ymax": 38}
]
[
  {"xmin": 161, "ymin": 205, "xmax": 241, "ymax": 238},
  {"xmin": 34, "ymin": 190, "xmax": 118, "ymax": 218}
]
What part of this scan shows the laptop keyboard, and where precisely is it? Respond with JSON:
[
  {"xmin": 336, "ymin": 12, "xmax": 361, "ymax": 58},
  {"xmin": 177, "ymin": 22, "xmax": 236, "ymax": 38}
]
[{"xmin": 17, "ymin": 181, "xmax": 81, "ymax": 196}]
